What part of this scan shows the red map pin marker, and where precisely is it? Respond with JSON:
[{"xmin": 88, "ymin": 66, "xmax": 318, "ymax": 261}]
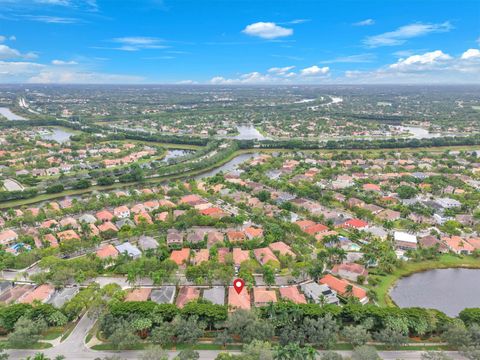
[{"xmin": 233, "ymin": 278, "xmax": 245, "ymax": 294}]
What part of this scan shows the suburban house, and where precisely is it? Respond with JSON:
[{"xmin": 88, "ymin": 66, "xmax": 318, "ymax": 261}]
[{"xmin": 331, "ymin": 263, "xmax": 368, "ymax": 282}]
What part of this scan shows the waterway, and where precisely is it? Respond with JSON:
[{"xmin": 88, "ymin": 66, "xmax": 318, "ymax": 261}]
[
  {"xmin": 195, "ymin": 152, "xmax": 258, "ymax": 179},
  {"xmin": 0, "ymin": 107, "xmax": 26, "ymax": 120},
  {"xmin": 390, "ymin": 268, "xmax": 480, "ymax": 316},
  {"xmin": 232, "ymin": 125, "xmax": 268, "ymax": 140}
]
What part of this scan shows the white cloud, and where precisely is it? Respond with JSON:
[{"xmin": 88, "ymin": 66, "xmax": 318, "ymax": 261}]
[
  {"xmin": 34, "ymin": 0, "xmax": 71, "ymax": 5},
  {"xmin": 177, "ymin": 80, "xmax": 198, "ymax": 84},
  {"xmin": 242, "ymin": 22, "xmax": 293, "ymax": 39},
  {"xmin": 389, "ymin": 50, "xmax": 451, "ymax": 71},
  {"xmin": 210, "ymin": 64, "xmax": 330, "ymax": 84},
  {"xmin": 0, "ymin": 44, "xmax": 37, "ymax": 60},
  {"xmin": 28, "ymin": 70, "xmax": 142, "ymax": 84},
  {"xmin": 25, "ymin": 15, "xmax": 79, "ymax": 24},
  {"xmin": 461, "ymin": 48, "xmax": 480, "ymax": 60},
  {"xmin": 300, "ymin": 65, "xmax": 330, "ymax": 76},
  {"xmin": 52, "ymin": 59, "xmax": 78, "ymax": 65},
  {"xmin": 353, "ymin": 19, "xmax": 375, "ymax": 26},
  {"xmin": 0, "ymin": 36, "xmax": 5, "ymax": 43},
  {"xmin": 342, "ymin": 48, "xmax": 480, "ymax": 84},
  {"xmin": 364, "ymin": 21, "xmax": 452, "ymax": 47},
  {"xmin": 111, "ymin": 37, "xmax": 167, "ymax": 51},
  {"xmin": 322, "ymin": 53, "xmax": 375, "ymax": 63},
  {"xmin": 268, "ymin": 66, "xmax": 295, "ymax": 75},
  {"xmin": 0, "ymin": 59, "xmax": 142, "ymax": 84}
]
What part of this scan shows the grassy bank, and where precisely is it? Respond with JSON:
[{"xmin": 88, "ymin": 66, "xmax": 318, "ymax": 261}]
[{"xmin": 371, "ymin": 254, "xmax": 480, "ymax": 307}]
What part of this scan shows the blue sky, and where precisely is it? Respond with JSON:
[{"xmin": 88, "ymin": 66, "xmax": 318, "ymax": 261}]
[{"xmin": 0, "ymin": 0, "xmax": 479, "ymax": 84}]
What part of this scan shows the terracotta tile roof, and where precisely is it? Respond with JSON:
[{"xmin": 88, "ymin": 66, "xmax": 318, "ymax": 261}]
[
  {"xmin": 194, "ymin": 249, "xmax": 210, "ymax": 265},
  {"xmin": 232, "ymin": 248, "xmax": 249, "ymax": 266},
  {"xmin": 269, "ymin": 241, "xmax": 295, "ymax": 257},
  {"xmin": 56, "ymin": 229, "xmax": 80, "ymax": 241},
  {"xmin": 176, "ymin": 286, "xmax": 199, "ymax": 308},
  {"xmin": 319, "ymin": 274, "xmax": 367, "ymax": 301},
  {"xmin": 96, "ymin": 210, "xmax": 114, "ymax": 222},
  {"xmin": 19, "ymin": 284, "xmax": 54, "ymax": 304},
  {"xmin": 279, "ymin": 286, "xmax": 307, "ymax": 304},
  {"xmin": 227, "ymin": 230, "xmax": 246, "ymax": 242},
  {"xmin": 98, "ymin": 221, "xmax": 118, "ymax": 233},
  {"xmin": 342, "ymin": 218, "xmax": 368, "ymax": 229},
  {"xmin": 253, "ymin": 287, "xmax": 277, "ymax": 305},
  {"xmin": 244, "ymin": 227, "xmax": 264, "ymax": 239},
  {"xmin": 228, "ymin": 287, "xmax": 250, "ymax": 310},
  {"xmin": 253, "ymin": 247, "xmax": 279, "ymax": 266},
  {"xmin": 170, "ymin": 248, "xmax": 190, "ymax": 265},
  {"xmin": 125, "ymin": 288, "xmax": 152, "ymax": 302},
  {"xmin": 96, "ymin": 244, "xmax": 119, "ymax": 259}
]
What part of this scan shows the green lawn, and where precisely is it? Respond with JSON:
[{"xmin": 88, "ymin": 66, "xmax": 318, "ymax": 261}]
[
  {"xmin": 370, "ymin": 254, "xmax": 480, "ymax": 307},
  {"xmin": 40, "ymin": 327, "xmax": 64, "ymax": 340},
  {"xmin": 0, "ymin": 341, "xmax": 53, "ymax": 350}
]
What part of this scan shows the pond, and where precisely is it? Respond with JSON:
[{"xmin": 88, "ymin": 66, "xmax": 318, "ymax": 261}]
[
  {"xmin": 233, "ymin": 125, "xmax": 268, "ymax": 140},
  {"xmin": 195, "ymin": 152, "xmax": 258, "ymax": 179},
  {"xmin": 0, "ymin": 107, "xmax": 26, "ymax": 120},
  {"xmin": 390, "ymin": 268, "xmax": 480, "ymax": 316},
  {"xmin": 161, "ymin": 149, "xmax": 194, "ymax": 163},
  {"xmin": 394, "ymin": 125, "xmax": 441, "ymax": 139},
  {"xmin": 40, "ymin": 127, "xmax": 76, "ymax": 143}
]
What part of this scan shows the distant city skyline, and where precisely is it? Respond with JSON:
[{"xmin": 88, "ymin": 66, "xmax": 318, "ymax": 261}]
[{"xmin": 0, "ymin": 0, "xmax": 479, "ymax": 84}]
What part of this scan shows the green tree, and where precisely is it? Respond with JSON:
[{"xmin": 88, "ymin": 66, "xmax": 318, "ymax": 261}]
[
  {"xmin": 341, "ymin": 325, "xmax": 370, "ymax": 347},
  {"xmin": 351, "ymin": 346, "xmax": 381, "ymax": 360},
  {"xmin": 8, "ymin": 316, "xmax": 47, "ymax": 348},
  {"xmin": 174, "ymin": 350, "xmax": 200, "ymax": 360},
  {"xmin": 303, "ymin": 314, "xmax": 338, "ymax": 349}
]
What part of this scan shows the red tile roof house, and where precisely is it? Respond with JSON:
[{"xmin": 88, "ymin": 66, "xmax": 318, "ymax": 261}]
[
  {"xmin": 143, "ymin": 200, "xmax": 160, "ymax": 212},
  {"xmin": 319, "ymin": 274, "xmax": 368, "ymax": 305},
  {"xmin": 98, "ymin": 221, "xmax": 118, "ymax": 234},
  {"xmin": 96, "ymin": 210, "xmax": 114, "ymax": 222},
  {"xmin": 170, "ymin": 248, "xmax": 190, "ymax": 266},
  {"xmin": 207, "ymin": 231, "xmax": 224, "ymax": 247},
  {"xmin": 269, "ymin": 241, "xmax": 296, "ymax": 258},
  {"xmin": 228, "ymin": 286, "xmax": 251, "ymax": 311},
  {"xmin": 0, "ymin": 229, "xmax": 18, "ymax": 246},
  {"xmin": 134, "ymin": 212, "xmax": 153, "ymax": 225},
  {"xmin": 254, "ymin": 247, "xmax": 279, "ymax": 267},
  {"xmin": 96, "ymin": 244, "xmax": 119, "ymax": 260},
  {"xmin": 253, "ymin": 287, "xmax": 277, "ymax": 307},
  {"xmin": 279, "ymin": 286, "xmax": 307, "ymax": 304},
  {"xmin": 19, "ymin": 284, "xmax": 55, "ymax": 304},
  {"xmin": 44, "ymin": 233, "xmax": 58, "ymax": 248},
  {"xmin": 176, "ymin": 286, "xmax": 200, "ymax": 308},
  {"xmin": 303, "ymin": 223, "xmax": 329, "ymax": 236},
  {"xmin": 180, "ymin": 194, "xmax": 203, "ymax": 205},
  {"xmin": 227, "ymin": 230, "xmax": 246, "ymax": 243},
  {"xmin": 331, "ymin": 263, "xmax": 368, "ymax": 282},
  {"xmin": 295, "ymin": 219, "xmax": 316, "ymax": 231},
  {"xmin": 194, "ymin": 249, "xmax": 210, "ymax": 265},
  {"xmin": 215, "ymin": 247, "xmax": 229, "ymax": 264},
  {"xmin": 125, "ymin": 288, "xmax": 152, "ymax": 302},
  {"xmin": 363, "ymin": 183, "xmax": 382, "ymax": 192},
  {"xmin": 340, "ymin": 218, "xmax": 369, "ymax": 230},
  {"xmin": 443, "ymin": 236, "xmax": 475, "ymax": 255},
  {"xmin": 113, "ymin": 205, "xmax": 130, "ymax": 219},
  {"xmin": 56, "ymin": 229, "xmax": 80, "ymax": 242},
  {"xmin": 244, "ymin": 227, "xmax": 264, "ymax": 240},
  {"xmin": 200, "ymin": 207, "xmax": 228, "ymax": 219},
  {"xmin": 232, "ymin": 248, "xmax": 250, "ymax": 268},
  {"xmin": 466, "ymin": 238, "xmax": 480, "ymax": 250}
]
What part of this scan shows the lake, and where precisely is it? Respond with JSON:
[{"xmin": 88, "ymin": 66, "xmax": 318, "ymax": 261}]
[
  {"xmin": 161, "ymin": 149, "xmax": 193, "ymax": 163},
  {"xmin": 390, "ymin": 268, "xmax": 480, "ymax": 316},
  {"xmin": 195, "ymin": 152, "xmax": 258, "ymax": 179},
  {"xmin": 233, "ymin": 125, "xmax": 268, "ymax": 140},
  {"xmin": 0, "ymin": 107, "xmax": 26, "ymax": 120},
  {"xmin": 40, "ymin": 127, "xmax": 76, "ymax": 143}
]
